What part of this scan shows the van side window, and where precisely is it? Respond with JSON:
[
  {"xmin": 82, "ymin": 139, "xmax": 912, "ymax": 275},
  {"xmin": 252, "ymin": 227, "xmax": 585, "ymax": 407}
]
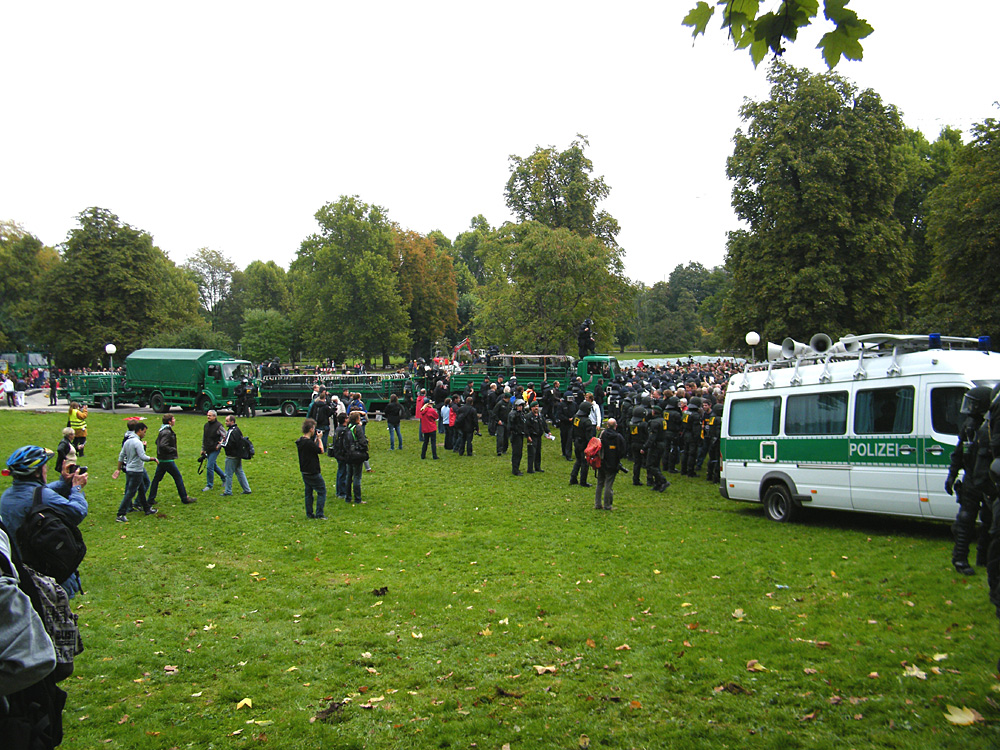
[
  {"xmin": 786, "ymin": 391, "xmax": 848, "ymax": 435},
  {"xmin": 854, "ymin": 386, "xmax": 915, "ymax": 435},
  {"xmin": 931, "ymin": 387, "xmax": 966, "ymax": 435},
  {"xmin": 728, "ymin": 397, "xmax": 780, "ymax": 436}
]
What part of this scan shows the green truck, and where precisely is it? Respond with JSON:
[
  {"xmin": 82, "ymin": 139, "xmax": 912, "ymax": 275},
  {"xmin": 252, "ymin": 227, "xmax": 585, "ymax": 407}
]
[
  {"xmin": 61, "ymin": 348, "xmax": 255, "ymax": 414},
  {"xmin": 442, "ymin": 354, "xmax": 621, "ymax": 395},
  {"xmin": 257, "ymin": 372, "xmax": 415, "ymax": 416}
]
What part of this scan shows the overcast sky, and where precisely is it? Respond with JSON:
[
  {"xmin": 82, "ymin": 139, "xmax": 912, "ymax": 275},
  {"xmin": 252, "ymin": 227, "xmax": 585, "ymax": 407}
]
[{"xmin": 2, "ymin": 2, "xmax": 996, "ymax": 285}]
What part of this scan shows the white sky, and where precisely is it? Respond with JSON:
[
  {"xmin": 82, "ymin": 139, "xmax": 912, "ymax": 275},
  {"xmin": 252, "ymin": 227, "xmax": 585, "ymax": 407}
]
[{"xmin": 2, "ymin": 2, "xmax": 996, "ymax": 285}]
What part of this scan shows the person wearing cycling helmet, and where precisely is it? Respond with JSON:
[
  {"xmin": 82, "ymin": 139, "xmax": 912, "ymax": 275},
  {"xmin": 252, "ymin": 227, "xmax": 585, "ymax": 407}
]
[{"xmin": 1, "ymin": 445, "xmax": 88, "ymax": 597}]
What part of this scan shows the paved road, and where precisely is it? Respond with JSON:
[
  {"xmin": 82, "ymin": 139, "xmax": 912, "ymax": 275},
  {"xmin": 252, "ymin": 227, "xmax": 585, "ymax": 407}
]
[{"xmin": 4, "ymin": 390, "xmax": 284, "ymax": 417}]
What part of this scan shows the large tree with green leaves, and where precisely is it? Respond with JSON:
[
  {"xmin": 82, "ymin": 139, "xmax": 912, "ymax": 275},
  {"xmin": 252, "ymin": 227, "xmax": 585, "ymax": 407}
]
[
  {"xmin": 34, "ymin": 207, "xmax": 201, "ymax": 366},
  {"xmin": 718, "ymin": 62, "xmax": 906, "ymax": 347},
  {"xmin": 505, "ymin": 136, "xmax": 620, "ymax": 247},
  {"xmin": 242, "ymin": 260, "xmax": 291, "ymax": 314},
  {"xmin": 684, "ymin": 0, "xmax": 874, "ymax": 69},
  {"xmin": 0, "ymin": 222, "xmax": 59, "ymax": 352},
  {"xmin": 393, "ymin": 229, "xmax": 459, "ymax": 359},
  {"xmin": 183, "ymin": 247, "xmax": 238, "ymax": 332},
  {"xmin": 474, "ymin": 222, "xmax": 625, "ymax": 354},
  {"xmin": 291, "ymin": 196, "xmax": 409, "ymax": 366},
  {"xmin": 920, "ymin": 118, "xmax": 1000, "ymax": 342},
  {"xmin": 240, "ymin": 308, "xmax": 294, "ymax": 363}
]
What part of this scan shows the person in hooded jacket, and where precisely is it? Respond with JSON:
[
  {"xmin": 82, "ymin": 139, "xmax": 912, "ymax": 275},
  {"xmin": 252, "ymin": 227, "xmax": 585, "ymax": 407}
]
[{"xmin": 147, "ymin": 414, "xmax": 197, "ymax": 508}]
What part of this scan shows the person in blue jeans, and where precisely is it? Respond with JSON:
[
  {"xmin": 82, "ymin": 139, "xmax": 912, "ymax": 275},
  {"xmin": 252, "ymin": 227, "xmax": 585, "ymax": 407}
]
[
  {"xmin": 115, "ymin": 422, "xmax": 159, "ymax": 521},
  {"xmin": 221, "ymin": 415, "xmax": 251, "ymax": 496},
  {"xmin": 385, "ymin": 393, "xmax": 403, "ymax": 450},
  {"xmin": 147, "ymin": 414, "xmax": 197, "ymax": 506},
  {"xmin": 201, "ymin": 410, "xmax": 226, "ymax": 490},
  {"xmin": 296, "ymin": 418, "xmax": 327, "ymax": 519},
  {"xmin": 345, "ymin": 411, "xmax": 366, "ymax": 503},
  {"xmin": 331, "ymin": 412, "xmax": 349, "ymax": 499}
]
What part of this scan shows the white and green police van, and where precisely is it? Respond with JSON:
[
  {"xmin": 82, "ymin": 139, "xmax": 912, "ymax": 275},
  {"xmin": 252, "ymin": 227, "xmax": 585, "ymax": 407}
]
[{"xmin": 720, "ymin": 333, "xmax": 998, "ymax": 522}]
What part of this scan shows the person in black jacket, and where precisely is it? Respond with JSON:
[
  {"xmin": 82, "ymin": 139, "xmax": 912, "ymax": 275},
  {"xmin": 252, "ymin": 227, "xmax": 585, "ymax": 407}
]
[
  {"xmin": 558, "ymin": 395, "xmax": 576, "ymax": 461},
  {"xmin": 307, "ymin": 392, "xmax": 334, "ymax": 453},
  {"xmin": 147, "ymin": 414, "xmax": 197, "ymax": 506},
  {"xmin": 508, "ymin": 399, "xmax": 527, "ymax": 475},
  {"xmin": 595, "ymin": 419, "xmax": 626, "ymax": 510},
  {"xmin": 201, "ymin": 410, "xmax": 226, "ymax": 491},
  {"xmin": 569, "ymin": 402, "xmax": 596, "ymax": 488},
  {"xmin": 456, "ymin": 397, "xmax": 479, "ymax": 456},
  {"xmin": 525, "ymin": 402, "xmax": 550, "ymax": 473},
  {"xmin": 221, "ymin": 415, "xmax": 251, "ymax": 496},
  {"xmin": 384, "ymin": 394, "xmax": 404, "ymax": 450},
  {"xmin": 296, "ymin": 418, "xmax": 327, "ymax": 519}
]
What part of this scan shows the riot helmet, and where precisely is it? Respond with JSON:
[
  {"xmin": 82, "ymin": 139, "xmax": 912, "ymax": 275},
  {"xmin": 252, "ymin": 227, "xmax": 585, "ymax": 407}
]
[{"xmin": 960, "ymin": 385, "xmax": 992, "ymax": 417}]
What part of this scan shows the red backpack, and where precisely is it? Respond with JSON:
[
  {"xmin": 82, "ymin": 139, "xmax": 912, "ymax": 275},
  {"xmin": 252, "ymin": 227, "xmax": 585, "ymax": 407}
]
[{"xmin": 584, "ymin": 435, "xmax": 603, "ymax": 469}]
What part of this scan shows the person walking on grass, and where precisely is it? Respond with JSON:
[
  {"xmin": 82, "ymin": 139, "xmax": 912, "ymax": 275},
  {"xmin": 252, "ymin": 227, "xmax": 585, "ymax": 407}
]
[
  {"xmin": 221, "ymin": 415, "xmax": 251, "ymax": 496},
  {"xmin": 115, "ymin": 422, "xmax": 158, "ymax": 522},
  {"xmin": 420, "ymin": 400, "xmax": 439, "ymax": 459},
  {"xmin": 147, "ymin": 414, "xmax": 197, "ymax": 508},
  {"xmin": 385, "ymin": 393, "xmax": 403, "ymax": 450},
  {"xmin": 345, "ymin": 412, "xmax": 367, "ymax": 504},
  {"xmin": 201, "ymin": 410, "xmax": 226, "ymax": 491},
  {"xmin": 296, "ymin": 418, "xmax": 327, "ymax": 519}
]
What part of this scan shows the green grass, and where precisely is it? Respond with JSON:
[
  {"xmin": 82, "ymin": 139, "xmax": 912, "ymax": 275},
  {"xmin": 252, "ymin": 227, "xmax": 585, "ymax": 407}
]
[{"xmin": 1, "ymin": 409, "xmax": 998, "ymax": 749}]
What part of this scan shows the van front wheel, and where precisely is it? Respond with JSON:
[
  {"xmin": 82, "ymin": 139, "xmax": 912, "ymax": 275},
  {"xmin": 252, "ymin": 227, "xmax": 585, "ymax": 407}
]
[{"xmin": 763, "ymin": 484, "xmax": 796, "ymax": 523}]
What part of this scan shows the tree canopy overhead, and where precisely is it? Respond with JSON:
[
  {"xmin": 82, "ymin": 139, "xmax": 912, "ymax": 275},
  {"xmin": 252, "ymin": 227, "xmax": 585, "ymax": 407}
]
[{"xmin": 684, "ymin": 0, "xmax": 873, "ymax": 69}]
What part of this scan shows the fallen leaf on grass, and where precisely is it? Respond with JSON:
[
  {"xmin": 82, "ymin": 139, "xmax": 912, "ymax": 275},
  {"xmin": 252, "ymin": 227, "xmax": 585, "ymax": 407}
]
[
  {"xmin": 190, "ymin": 691, "xmax": 203, "ymax": 697},
  {"xmin": 118, "ymin": 715, "xmax": 129, "ymax": 725},
  {"xmin": 746, "ymin": 660, "xmax": 768, "ymax": 672},
  {"xmin": 246, "ymin": 720, "xmax": 273, "ymax": 726},
  {"xmin": 479, "ymin": 627, "xmax": 492, "ymax": 636},
  {"xmin": 163, "ymin": 665, "xmax": 178, "ymax": 674},
  {"xmin": 579, "ymin": 735, "xmax": 590, "ymax": 749},
  {"xmin": 868, "ymin": 672, "xmax": 879, "ymax": 679},
  {"xmin": 803, "ymin": 668, "xmax": 818, "ymax": 675},
  {"xmin": 236, "ymin": 698, "xmax": 252, "ymax": 709},
  {"xmin": 800, "ymin": 711, "xmax": 818, "ymax": 721},
  {"xmin": 629, "ymin": 700, "xmax": 642, "ymax": 709},
  {"xmin": 713, "ymin": 682, "xmax": 753, "ymax": 695},
  {"xmin": 944, "ymin": 705, "xmax": 984, "ymax": 725},
  {"xmin": 732, "ymin": 608, "xmax": 745, "ymax": 619},
  {"xmin": 533, "ymin": 665, "xmax": 558, "ymax": 675},
  {"xmin": 411, "ymin": 632, "xmax": 423, "ymax": 639},
  {"xmin": 903, "ymin": 664, "xmax": 927, "ymax": 680},
  {"xmin": 206, "ymin": 564, "xmax": 216, "ymax": 569},
  {"xmin": 586, "ymin": 639, "xmax": 596, "ymax": 648},
  {"xmin": 615, "ymin": 644, "xmax": 631, "ymax": 651},
  {"xmin": 932, "ymin": 653, "xmax": 949, "ymax": 662}
]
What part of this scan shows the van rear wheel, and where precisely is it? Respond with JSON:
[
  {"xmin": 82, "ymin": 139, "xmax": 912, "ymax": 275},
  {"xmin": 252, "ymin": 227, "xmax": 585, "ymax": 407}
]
[
  {"xmin": 763, "ymin": 484, "xmax": 796, "ymax": 523},
  {"xmin": 281, "ymin": 401, "xmax": 297, "ymax": 417}
]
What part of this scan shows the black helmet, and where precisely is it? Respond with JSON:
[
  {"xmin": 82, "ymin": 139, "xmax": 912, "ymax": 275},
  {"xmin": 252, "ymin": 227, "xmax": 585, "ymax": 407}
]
[
  {"xmin": 576, "ymin": 402, "xmax": 592, "ymax": 416},
  {"xmin": 631, "ymin": 405, "xmax": 646, "ymax": 422},
  {"xmin": 641, "ymin": 395, "xmax": 652, "ymax": 408},
  {"xmin": 650, "ymin": 405, "xmax": 663, "ymax": 416},
  {"xmin": 689, "ymin": 396, "xmax": 703, "ymax": 408},
  {"xmin": 960, "ymin": 385, "xmax": 992, "ymax": 416},
  {"xmin": 667, "ymin": 396, "xmax": 679, "ymax": 408},
  {"xmin": 712, "ymin": 403, "xmax": 724, "ymax": 417}
]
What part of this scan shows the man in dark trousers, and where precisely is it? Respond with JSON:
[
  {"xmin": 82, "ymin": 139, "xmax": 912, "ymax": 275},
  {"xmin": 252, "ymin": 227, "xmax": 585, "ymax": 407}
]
[
  {"xmin": 595, "ymin": 418, "xmax": 626, "ymax": 510},
  {"xmin": 569, "ymin": 401, "xmax": 596, "ymax": 488},
  {"xmin": 147, "ymin": 414, "xmax": 197, "ymax": 507},
  {"xmin": 296, "ymin": 418, "xmax": 327, "ymax": 519},
  {"xmin": 508, "ymin": 399, "xmax": 527, "ymax": 476},
  {"xmin": 525, "ymin": 401, "xmax": 551, "ymax": 474},
  {"xmin": 456, "ymin": 397, "xmax": 479, "ymax": 456}
]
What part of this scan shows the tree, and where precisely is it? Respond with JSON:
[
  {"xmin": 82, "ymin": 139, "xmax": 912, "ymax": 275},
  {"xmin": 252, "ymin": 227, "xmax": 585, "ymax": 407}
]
[
  {"xmin": 240, "ymin": 308, "xmax": 293, "ymax": 363},
  {"xmin": 393, "ymin": 229, "xmax": 459, "ymax": 359},
  {"xmin": 684, "ymin": 0, "xmax": 874, "ymax": 69},
  {"xmin": 0, "ymin": 222, "xmax": 59, "ymax": 352},
  {"xmin": 243, "ymin": 260, "xmax": 291, "ymax": 314},
  {"xmin": 33, "ymin": 208, "xmax": 201, "ymax": 366},
  {"xmin": 451, "ymin": 215, "xmax": 492, "ymax": 285},
  {"xmin": 474, "ymin": 222, "xmax": 626, "ymax": 354},
  {"xmin": 145, "ymin": 322, "xmax": 233, "ymax": 352},
  {"xmin": 920, "ymin": 118, "xmax": 1000, "ymax": 343},
  {"xmin": 718, "ymin": 62, "xmax": 906, "ymax": 347},
  {"xmin": 184, "ymin": 248, "xmax": 238, "ymax": 331},
  {"xmin": 291, "ymin": 196, "xmax": 410, "ymax": 366},
  {"xmin": 505, "ymin": 136, "xmax": 621, "ymax": 247}
]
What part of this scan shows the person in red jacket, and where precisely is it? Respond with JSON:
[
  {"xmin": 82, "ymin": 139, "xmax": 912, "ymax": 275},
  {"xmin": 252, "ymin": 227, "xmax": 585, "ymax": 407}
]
[{"xmin": 420, "ymin": 401, "xmax": 439, "ymax": 459}]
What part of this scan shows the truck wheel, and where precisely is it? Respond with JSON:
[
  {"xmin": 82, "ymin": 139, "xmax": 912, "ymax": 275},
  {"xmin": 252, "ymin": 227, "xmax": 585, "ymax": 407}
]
[
  {"xmin": 763, "ymin": 484, "xmax": 796, "ymax": 523},
  {"xmin": 100, "ymin": 396, "xmax": 112, "ymax": 411},
  {"xmin": 281, "ymin": 401, "xmax": 297, "ymax": 417},
  {"xmin": 150, "ymin": 393, "xmax": 167, "ymax": 413},
  {"xmin": 197, "ymin": 396, "xmax": 213, "ymax": 415}
]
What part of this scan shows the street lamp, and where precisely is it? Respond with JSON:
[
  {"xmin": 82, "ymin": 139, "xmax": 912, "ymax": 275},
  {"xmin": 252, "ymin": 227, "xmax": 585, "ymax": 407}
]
[
  {"xmin": 105, "ymin": 344, "xmax": 117, "ymax": 414},
  {"xmin": 745, "ymin": 331, "xmax": 760, "ymax": 363}
]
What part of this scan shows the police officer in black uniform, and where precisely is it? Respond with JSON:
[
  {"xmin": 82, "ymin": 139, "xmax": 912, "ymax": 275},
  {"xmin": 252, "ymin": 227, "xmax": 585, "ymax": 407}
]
[
  {"xmin": 681, "ymin": 397, "xmax": 704, "ymax": 477},
  {"xmin": 508, "ymin": 399, "xmax": 527, "ymax": 476},
  {"xmin": 642, "ymin": 405, "xmax": 669, "ymax": 492},
  {"xmin": 569, "ymin": 401, "xmax": 596, "ymax": 487},
  {"xmin": 664, "ymin": 396, "xmax": 684, "ymax": 475},
  {"xmin": 704, "ymin": 402, "xmax": 723, "ymax": 483},
  {"xmin": 945, "ymin": 385, "xmax": 994, "ymax": 575},
  {"xmin": 525, "ymin": 402, "xmax": 550, "ymax": 473},
  {"xmin": 629, "ymin": 403, "xmax": 647, "ymax": 487}
]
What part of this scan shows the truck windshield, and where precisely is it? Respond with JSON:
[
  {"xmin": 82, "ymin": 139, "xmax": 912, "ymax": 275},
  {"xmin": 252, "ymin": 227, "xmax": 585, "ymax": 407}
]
[{"xmin": 222, "ymin": 363, "xmax": 252, "ymax": 381}]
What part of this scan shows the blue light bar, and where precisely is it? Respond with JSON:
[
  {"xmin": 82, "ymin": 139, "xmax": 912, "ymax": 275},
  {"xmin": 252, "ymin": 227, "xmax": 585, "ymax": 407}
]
[
  {"xmin": 928, "ymin": 333, "xmax": 941, "ymax": 349},
  {"xmin": 979, "ymin": 336, "xmax": 991, "ymax": 351}
]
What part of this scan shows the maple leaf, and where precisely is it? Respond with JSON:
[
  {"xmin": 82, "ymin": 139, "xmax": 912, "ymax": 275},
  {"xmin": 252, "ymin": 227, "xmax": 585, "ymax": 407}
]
[
  {"xmin": 944, "ymin": 705, "xmax": 984, "ymax": 725},
  {"xmin": 746, "ymin": 659, "xmax": 767, "ymax": 672},
  {"xmin": 479, "ymin": 627, "xmax": 492, "ymax": 636},
  {"xmin": 236, "ymin": 698, "xmax": 253, "ymax": 709},
  {"xmin": 903, "ymin": 664, "xmax": 927, "ymax": 680},
  {"xmin": 732, "ymin": 608, "xmax": 745, "ymax": 619}
]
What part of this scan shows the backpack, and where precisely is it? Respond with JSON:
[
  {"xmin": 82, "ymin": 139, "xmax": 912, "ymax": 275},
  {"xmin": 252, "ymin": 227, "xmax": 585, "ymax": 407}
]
[
  {"xmin": 348, "ymin": 425, "xmax": 370, "ymax": 463},
  {"xmin": 15, "ymin": 487, "xmax": 86, "ymax": 585},
  {"xmin": 241, "ymin": 435, "xmax": 255, "ymax": 461},
  {"xmin": 2, "ymin": 520, "xmax": 84, "ymax": 682},
  {"xmin": 584, "ymin": 436, "xmax": 603, "ymax": 469},
  {"xmin": 329, "ymin": 426, "xmax": 347, "ymax": 460}
]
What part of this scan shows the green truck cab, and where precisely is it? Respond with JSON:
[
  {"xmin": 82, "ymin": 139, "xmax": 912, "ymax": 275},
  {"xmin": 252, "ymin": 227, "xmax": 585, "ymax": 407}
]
[{"xmin": 125, "ymin": 348, "xmax": 254, "ymax": 414}]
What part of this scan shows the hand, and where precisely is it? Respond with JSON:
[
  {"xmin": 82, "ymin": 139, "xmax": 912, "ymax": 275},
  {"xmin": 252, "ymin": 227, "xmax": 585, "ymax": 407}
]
[
  {"xmin": 944, "ymin": 476, "xmax": 955, "ymax": 495},
  {"xmin": 112, "ymin": 469, "xmax": 121, "ymax": 480},
  {"xmin": 72, "ymin": 471, "xmax": 88, "ymax": 488}
]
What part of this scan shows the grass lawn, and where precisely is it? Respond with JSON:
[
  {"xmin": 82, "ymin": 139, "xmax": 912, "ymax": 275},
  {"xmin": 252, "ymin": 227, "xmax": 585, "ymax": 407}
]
[{"xmin": 1, "ymin": 409, "xmax": 998, "ymax": 749}]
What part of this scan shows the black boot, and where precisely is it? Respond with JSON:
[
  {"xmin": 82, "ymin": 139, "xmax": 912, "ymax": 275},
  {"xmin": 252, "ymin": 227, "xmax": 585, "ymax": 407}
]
[{"xmin": 953, "ymin": 517, "xmax": 976, "ymax": 575}]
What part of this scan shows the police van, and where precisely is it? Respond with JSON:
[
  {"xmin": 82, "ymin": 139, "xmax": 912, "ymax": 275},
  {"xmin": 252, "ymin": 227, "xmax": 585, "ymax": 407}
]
[{"xmin": 720, "ymin": 333, "xmax": 998, "ymax": 522}]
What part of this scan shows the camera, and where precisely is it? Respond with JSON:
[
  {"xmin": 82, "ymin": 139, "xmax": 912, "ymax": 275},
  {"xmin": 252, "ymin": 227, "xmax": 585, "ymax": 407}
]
[{"xmin": 70, "ymin": 465, "xmax": 88, "ymax": 474}]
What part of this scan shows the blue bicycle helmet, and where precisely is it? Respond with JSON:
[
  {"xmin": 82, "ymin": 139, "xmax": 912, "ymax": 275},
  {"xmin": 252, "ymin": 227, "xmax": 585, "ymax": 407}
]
[{"xmin": 5, "ymin": 445, "xmax": 53, "ymax": 477}]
